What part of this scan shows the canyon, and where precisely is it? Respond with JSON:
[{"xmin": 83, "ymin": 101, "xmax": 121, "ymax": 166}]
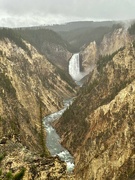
[{"xmin": 0, "ymin": 22, "xmax": 135, "ymax": 179}]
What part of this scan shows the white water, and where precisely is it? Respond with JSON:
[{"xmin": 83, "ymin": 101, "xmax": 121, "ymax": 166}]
[
  {"xmin": 69, "ymin": 53, "xmax": 89, "ymax": 83},
  {"xmin": 43, "ymin": 99, "xmax": 74, "ymax": 172}
]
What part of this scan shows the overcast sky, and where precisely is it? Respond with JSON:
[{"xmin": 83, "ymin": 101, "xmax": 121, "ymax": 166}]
[{"xmin": 0, "ymin": 0, "xmax": 135, "ymax": 27}]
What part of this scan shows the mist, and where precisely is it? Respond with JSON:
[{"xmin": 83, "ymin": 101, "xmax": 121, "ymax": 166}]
[{"xmin": 0, "ymin": 0, "xmax": 135, "ymax": 27}]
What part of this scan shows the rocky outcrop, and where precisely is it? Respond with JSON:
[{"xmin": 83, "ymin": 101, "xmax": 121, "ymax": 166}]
[
  {"xmin": 74, "ymin": 81, "xmax": 135, "ymax": 180},
  {"xmin": 81, "ymin": 28, "xmax": 131, "ymax": 72},
  {"xmin": 81, "ymin": 41, "xmax": 98, "ymax": 72},
  {"xmin": 55, "ymin": 43, "xmax": 135, "ymax": 179},
  {"xmin": 0, "ymin": 139, "xmax": 75, "ymax": 180},
  {"xmin": 99, "ymin": 28, "xmax": 131, "ymax": 56},
  {"xmin": 0, "ymin": 37, "xmax": 75, "ymax": 152}
]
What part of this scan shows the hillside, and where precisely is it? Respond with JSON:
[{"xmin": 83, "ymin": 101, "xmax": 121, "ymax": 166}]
[
  {"xmin": 80, "ymin": 27, "xmax": 131, "ymax": 72},
  {"xmin": 45, "ymin": 21, "xmax": 115, "ymax": 32},
  {"xmin": 15, "ymin": 28, "xmax": 73, "ymax": 71},
  {"xmin": 0, "ymin": 29, "xmax": 75, "ymax": 179},
  {"xmin": 46, "ymin": 21, "xmax": 121, "ymax": 52},
  {"xmin": 59, "ymin": 26, "xmax": 113, "ymax": 52},
  {"xmin": 0, "ymin": 28, "xmax": 75, "ymax": 148},
  {"xmin": 55, "ymin": 43, "xmax": 135, "ymax": 179},
  {"xmin": 128, "ymin": 22, "xmax": 135, "ymax": 35}
]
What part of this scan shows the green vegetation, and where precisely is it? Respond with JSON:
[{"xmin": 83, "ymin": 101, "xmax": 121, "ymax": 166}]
[
  {"xmin": 0, "ymin": 28, "xmax": 31, "ymax": 57},
  {"xmin": 15, "ymin": 22, "xmax": 122, "ymax": 53},
  {"xmin": 133, "ymin": 41, "xmax": 135, "ymax": 48},
  {"xmin": 0, "ymin": 153, "xmax": 6, "ymax": 162},
  {"xmin": 4, "ymin": 168, "xmax": 25, "ymax": 180},
  {"xmin": 59, "ymin": 23, "xmax": 122, "ymax": 52},
  {"xmin": 15, "ymin": 28, "xmax": 72, "ymax": 53},
  {"xmin": 0, "ymin": 73, "xmax": 16, "ymax": 98},
  {"xmin": 128, "ymin": 22, "xmax": 135, "ymax": 35},
  {"xmin": 6, "ymin": 171, "xmax": 13, "ymax": 180},
  {"xmin": 97, "ymin": 47, "xmax": 125, "ymax": 73},
  {"xmin": 13, "ymin": 167, "xmax": 26, "ymax": 180},
  {"xmin": 39, "ymin": 99, "xmax": 50, "ymax": 157},
  {"xmin": 59, "ymin": 26, "xmax": 111, "ymax": 52},
  {"xmin": 81, "ymin": 79, "xmax": 99, "ymax": 94},
  {"xmin": 46, "ymin": 21, "xmax": 115, "ymax": 32},
  {"xmin": 55, "ymin": 67, "xmax": 76, "ymax": 88},
  {"xmin": 0, "ymin": 154, "xmax": 4, "ymax": 162},
  {"xmin": 0, "ymin": 169, "xmax": 2, "ymax": 176},
  {"xmin": 15, "ymin": 28, "xmax": 77, "ymax": 87}
]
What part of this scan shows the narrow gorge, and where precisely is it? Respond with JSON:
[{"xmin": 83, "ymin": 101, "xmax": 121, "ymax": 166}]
[{"xmin": 43, "ymin": 52, "xmax": 88, "ymax": 172}]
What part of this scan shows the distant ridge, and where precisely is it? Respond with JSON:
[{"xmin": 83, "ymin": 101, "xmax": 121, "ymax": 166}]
[
  {"xmin": 45, "ymin": 21, "xmax": 116, "ymax": 32},
  {"xmin": 13, "ymin": 20, "xmax": 116, "ymax": 31}
]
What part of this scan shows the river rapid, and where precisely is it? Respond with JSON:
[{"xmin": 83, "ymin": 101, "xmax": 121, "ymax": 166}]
[{"xmin": 43, "ymin": 99, "xmax": 74, "ymax": 172}]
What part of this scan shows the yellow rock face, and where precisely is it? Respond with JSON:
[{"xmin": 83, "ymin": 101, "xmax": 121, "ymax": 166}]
[
  {"xmin": 0, "ymin": 139, "xmax": 75, "ymax": 180},
  {"xmin": 81, "ymin": 28, "xmax": 131, "ymax": 74},
  {"xmin": 0, "ymin": 38, "xmax": 75, "ymax": 151},
  {"xmin": 55, "ymin": 43, "xmax": 135, "ymax": 180}
]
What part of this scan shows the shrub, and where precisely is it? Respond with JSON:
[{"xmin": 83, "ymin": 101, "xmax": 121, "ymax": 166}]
[
  {"xmin": 0, "ymin": 73, "xmax": 16, "ymax": 97},
  {"xmin": 97, "ymin": 47, "xmax": 125, "ymax": 73},
  {"xmin": 128, "ymin": 22, "xmax": 135, "ymax": 35},
  {"xmin": 13, "ymin": 167, "xmax": 26, "ymax": 180},
  {"xmin": 0, "ymin": 169, "xmax": 2, "ymax": 176},
  {"xmin": 0, "ymin": 153, "xmax": 6, "ymax": 162},
  {"xmin": 0, "ymin": 28, "xmax": 31, "ymax": 57},
  {"xmin": 6, "ymin": 171, "xmax": 13, "ymax": 180}
]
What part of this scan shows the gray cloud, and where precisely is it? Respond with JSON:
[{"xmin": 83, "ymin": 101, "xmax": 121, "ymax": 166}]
[{"xmin": 0, "ymin": 0, "xmax": 135, "ymax": 27}]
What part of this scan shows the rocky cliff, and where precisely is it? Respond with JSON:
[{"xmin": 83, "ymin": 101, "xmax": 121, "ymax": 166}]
[
  {"xmin": 0, "ymin": 139, "xmax": 75, "ymax": 180},
  {"xmin": 0, "ymin": 37, "xmax": 75, "ymax": 149},
  {"xmin": 0, "ymin": 32, "xmax": 76, "ymax": 179},
  {"xmin": 81, "ymin": 28, "xmax": 131, "ymax": 73},
  {"xmin": 55, "ymin": 43, "xmax": 135, "ymax": 179},
  {"xmin": 99, "ymin": 28, "xmax": 131, "ymax": 55},
  {"xmin": 81, "ymin": 41, "xmax": 98, "ymax": 72}
]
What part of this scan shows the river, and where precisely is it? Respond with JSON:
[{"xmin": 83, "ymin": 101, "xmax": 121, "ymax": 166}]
[
  {"xmin": 43, "ymin": 99, "xmax": 74, "ymax": 172},
  {"xmin": 43, "ymin": 53, "xmax": 88, "ymax": 172}
]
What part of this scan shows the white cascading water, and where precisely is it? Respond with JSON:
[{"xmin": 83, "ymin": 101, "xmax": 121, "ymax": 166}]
[
  {"xmin": 69, "ymin": 53, "xmax": 80, "ymax": 81},
  {"xmin": 43, "ymin": 99, "xmax": 74, "ymax": 172},
  {"xmin": 69, "ymin": 53, "xmax": 88, "ymax": 82}
]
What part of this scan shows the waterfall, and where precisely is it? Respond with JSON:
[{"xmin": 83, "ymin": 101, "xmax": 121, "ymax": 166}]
[
  {"xmin": 69, "ymin": 53, "xmax": 88, "ymax": 82},
  {"xmin": 69, "ymin": 53, "xmax": 80, "ymax": 81}
]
